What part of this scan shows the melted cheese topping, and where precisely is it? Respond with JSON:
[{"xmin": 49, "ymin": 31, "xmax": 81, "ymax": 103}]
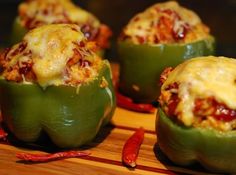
[
  {"xmin": 19, "ymin": 0, "xmax": 100, "ymax": 29},
  {"xmin": 122, "ymin": 1, "xmax": 210, "ymax": 44},
  {"xmin": 2, "ymin": 24, "xmax": 103, "ymax": 88},
  {"xmin": 24, "ymin": 24, "xmax": 85, "ymax": 86},
  {"xmin": 162, "ymin": 56, "xmax": 236, "ymax": 126}
]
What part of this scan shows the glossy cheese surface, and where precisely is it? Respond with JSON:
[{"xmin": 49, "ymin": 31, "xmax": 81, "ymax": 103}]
[
  {"xmin": 162, "ymin": 56, "xmax": 236, "ymax": 126},
  {"xmin": 3, "ymin": 24, "xmax": 102, "ymax": 88},
  {"xmin": 25, "ymin": 24, "xmax": 85, "ymax": 86},
  {"xmin": 19, "ymin": 0, "xmax": 100, "ymax": 29},
  {"xmin": 123, "ymin": 1, "xmax": 210, "ymax": 44}
]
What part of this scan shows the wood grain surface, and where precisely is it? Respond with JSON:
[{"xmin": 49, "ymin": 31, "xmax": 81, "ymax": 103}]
[{"xmin": 0, "ymin": 107, "xmax": 220, "ymax": 175}]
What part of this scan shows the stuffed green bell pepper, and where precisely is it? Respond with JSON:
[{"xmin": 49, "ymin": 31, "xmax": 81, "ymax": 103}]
[
  {"xmin": 10, "ymin": 0, "xmax": 112, "ymax": 55},
  {"xmin": 157, "ymin": 56, "xmax": 236, "ymax": 173},
  {"xmin": 0, "ymin": 24, "xmax": 116, "ymax": 148},
  {"xmin": 118, "ymin": 1, "xmax": 215, "ymax": 103}
]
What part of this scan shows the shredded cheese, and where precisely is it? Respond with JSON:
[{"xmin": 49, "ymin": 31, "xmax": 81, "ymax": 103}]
[
  {"xmin": 2, "ymin": 24, "xmax": 103, "ymax": 88},
  {"xmin": 24, "ymin": 24, "xmax": 84, "ymax": 87},
  {"xmin": 162, "ymin": 56, "xmax": 236, "ymax": 126},
  {"xmin": 19, "ymin": 0, "xmax": 100, "ymax": 29},
  {"xmin": 122, "ymin": 1, "xmax": 210, "ymax": 44}
]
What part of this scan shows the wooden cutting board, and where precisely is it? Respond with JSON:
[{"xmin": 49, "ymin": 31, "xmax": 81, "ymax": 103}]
[{"xmin": 0, "ymin": 107, "xmax": 219, "ymax": 175}]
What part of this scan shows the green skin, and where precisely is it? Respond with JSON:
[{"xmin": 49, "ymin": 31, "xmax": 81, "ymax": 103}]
[
  {"xmin": 10, "ymin": 17, "xmax": 105, "ymax": 57},
  {"xmin": 0, "ymin": 61, "xmax": 116, "ymax": 148},
  {"xmin": 157, "ymin": 108, "xmax": 236, "ymax": 173},
  {"xmin": 118, "ymin": 37, "xmax": 215, "ymax": 103}
]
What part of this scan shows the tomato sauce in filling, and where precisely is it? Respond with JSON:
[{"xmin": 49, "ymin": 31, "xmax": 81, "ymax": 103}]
[
  {"xmin": 163, "ymin": 83, "xmax": 236, "ymax": 122},
  {"xmin": 167, "ymin": 93, "xmax": 179, "ymax": 116},
  {"xmin": 194, "ymin": 98, "xmax": 236, "ymax": 122},
  {"xmin": 164, "ymin": 82, "xmax": 180, "ymax": 116},
  {"xmin": 156, "ymin": 9, "xmax": 190, "ymax": 42},
  {"xmin": 19, "ymin": 1, "xmax": 112, "ymax": 49},
  {"xmin": 120, "ymin": 7, "xmax": 190, "ymax": 44}
]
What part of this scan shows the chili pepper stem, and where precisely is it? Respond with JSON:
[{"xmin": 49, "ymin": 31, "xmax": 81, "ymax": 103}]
[{"xmin": 129, "ymin": 162, "xmax": 136, "ymax": 168}]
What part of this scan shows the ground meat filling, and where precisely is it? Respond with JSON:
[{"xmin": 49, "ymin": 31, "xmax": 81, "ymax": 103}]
[
  {"xmin": 19, "ymin": 1, "xmax": 95, "ymax": 31},
  {"xmin": 194, "ymin": 97, "xmax": 236, "ymax": 122},
  {"xmin": 63, "ymin": 41, "xmax": 96, "ymax": 85},
  {"xmin": 120, "ymin": 8, "xmax": 190, "ymax": 44},
  {"xmin": 120, "ymin": 1, "xmax": 210, "ymax": 45},
  {"xmin": 0, "ymin": 42, "xmax": 35, "ymax": 82},
  {"xmin": 0, "ymin": 39, "xmax": 100, "ymax": 86},
  {"xmin": 159, "ymin": 83, "xmax": 236, "ymax": 131},
  {"xmin": 18, "ymin": 0, "xmax": 112, "ymax": 49},
  {"xmin": 159, "ymin": 82, "xmax": 180, "ymax": 117}
]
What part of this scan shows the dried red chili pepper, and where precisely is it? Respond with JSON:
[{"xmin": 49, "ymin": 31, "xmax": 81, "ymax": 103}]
[
  {"xmin": 122, "ymin": 127, "xmax": 145, "ymax": 168},
  {"xmin": 0, "ymin": 126, "xmax": 8, "ymax": 141},
  {"xmin": 16, "ymin": 150, "xmax": 91, "ymax": 162},
  {"xmin": 116, "ymin": 91, "xmax": 155, "ymax": 113}
]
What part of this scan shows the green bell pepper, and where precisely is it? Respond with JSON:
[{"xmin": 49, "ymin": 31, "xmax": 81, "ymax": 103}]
[
  {"xmin": 156, "ymin": 108, "xmax": 236, "ymax": 173},
  {"xmin": 118, "ymin": 37, "xmax": 215, "ymax": 103},
  {"xmin": 0, "ymin": 60, "xmax": 116, "ymax": 148}
]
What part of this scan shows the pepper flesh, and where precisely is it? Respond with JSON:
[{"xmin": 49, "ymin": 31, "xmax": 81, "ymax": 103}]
[
  {"xmin": 118, "ymin": 37, "xmax": 215, "ymax": 103},
  {"xmin": 156, "ymin": 108, "xmax": 236, "ymax": 173},
  {"xmin": 0, "ymin": 61, "xmax": 116, "ymax": 148}
]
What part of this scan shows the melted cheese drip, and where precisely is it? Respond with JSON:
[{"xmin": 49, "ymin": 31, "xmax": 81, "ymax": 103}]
[
  {"xmin": 24, "ymin": 24, "xmax": 84, "ymax": 87},
  {"xmin": 162, "ymin": 56, "xmax": 236, "ymax": 126},
  {"xmin": 19, "ymin": 0, "xmax": 100, "ymax": 28},
  {"xmin": 123, "ymin": 1, "xmax": 208, "ymax": 44}
]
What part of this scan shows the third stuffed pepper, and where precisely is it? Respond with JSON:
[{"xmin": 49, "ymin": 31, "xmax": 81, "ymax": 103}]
[
  {"xmin": 10, "ymin": 0, "xmax": 112, "ymax": 55},
  {"xmin": 118, "ymin": 1, "xmax": 215, "ymax": 103}
]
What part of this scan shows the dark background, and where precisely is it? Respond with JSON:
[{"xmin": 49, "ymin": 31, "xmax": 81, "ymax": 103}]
[{"xmin": 0, "ymin": 0, "xmax": 236, "ymax": 59}]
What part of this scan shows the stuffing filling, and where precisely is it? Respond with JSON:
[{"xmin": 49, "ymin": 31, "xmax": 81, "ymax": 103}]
[
  {"xmin": 159, "ymin": 57, "xmax": 236, "ymax": 132},
  {"xmin": 0, "ymin": 24, "xmax": 104, "ymax": 88},
  {"xmin": 120, "ymin": 1, "xmax": 210, "ymax": 45},
  {"xmin": 159, "ymin": 83, "xmax": 236, "ymax": 131},
  {"xmin": 18, "ymin": 0, "xmax": 112, "ymax": 49}
]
